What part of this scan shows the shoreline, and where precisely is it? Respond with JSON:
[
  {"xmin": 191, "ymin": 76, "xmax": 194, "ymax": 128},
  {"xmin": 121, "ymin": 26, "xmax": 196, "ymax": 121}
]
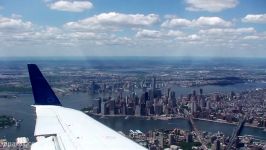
[
  {"xmin": 87, "ymin": 112, "xmax": 265, "ymax": 130},
  {"xmin": 194, "ymin": 118, "xmax": 265, "ymax": 129}
]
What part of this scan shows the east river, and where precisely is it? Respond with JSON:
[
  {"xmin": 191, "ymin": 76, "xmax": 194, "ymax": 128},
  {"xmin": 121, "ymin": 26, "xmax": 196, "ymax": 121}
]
[{"xmin": 1, "ymin": 83, "xmax": 266, "ymax": 141}]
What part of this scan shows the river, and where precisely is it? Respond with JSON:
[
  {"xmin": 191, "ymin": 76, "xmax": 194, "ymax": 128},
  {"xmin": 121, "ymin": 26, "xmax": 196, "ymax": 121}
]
[{"xmin": 1, "ymin": 82, "xmax": 266, "ymax": 141}]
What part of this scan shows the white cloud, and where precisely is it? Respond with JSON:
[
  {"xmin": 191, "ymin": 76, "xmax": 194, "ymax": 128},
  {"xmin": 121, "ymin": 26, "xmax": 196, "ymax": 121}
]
[
  {"xmin": 161, "ymin": 18, "xmax": 191, "ymax": 28},
  {"xmin": 0, "ymin": 14, "xmax": 136, "ymax": 48},
  {"xmin": 196, "ymin": 17, "xmax": 232, "ymax": 27},
  {"xmin": 185, "ymin": 0, "xmax": 238, "ymax": 12},
  {"xmin": 136, "ymin": 29, "xmax": 161, "ymax": 38},
  {"xmin": 243, "ymin": 36, "xmax": 260, "ymax": 40},
  {"xmin": 173, "ymin": 34, "xmax": 201, "ymax": 42},
  {"xmin": 135, "ymin": 29, "xmax": 186, "ymax": 39},
  {"xmin": 167, "ymin": 30, "xmax": 184, "ymax": 37},
  {"xmin": 161, "ymin": 16, "xmax": 232, "ymax": 28},
  {"xmin": 0, "ymin": 16, "xmax": 32, "ymax": 30},
  {"xmin": 104, "ymin": 36, "xmax": 132, "ymax": 46},
  {"xmin": 199, "ymin": 27, "xmax": 256, "ymax": 35},
  {"xmin": 49, "ymin": 1, "xmax": 93, "ymax": 12},
  {"xmin": 187, "ymin": 34, "xmax": 200, "ymax": 40},
  {"xmin": 64, "ymin": 12, "xmax": 159, "ymax": 30},
  {"xmin": 243, "ymin": 34, "xmax": 266, "ymax": 40},
  {"xmin": 195, "ymin": 27, "xmax": 259, "ymax": 48},
  {"xmin": 242, "ymin": 14, "xmax": 266, "ymax": 24},
  {"xmin": 1, "ymin": 12, "xmax": 266, "ymax": 57}
]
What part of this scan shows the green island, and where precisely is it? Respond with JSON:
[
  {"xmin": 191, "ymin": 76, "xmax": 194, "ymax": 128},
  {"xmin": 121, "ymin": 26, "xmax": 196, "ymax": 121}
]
[{"xmin": 0, "ymin": 115, "xmax": 16, "ymax": 128}]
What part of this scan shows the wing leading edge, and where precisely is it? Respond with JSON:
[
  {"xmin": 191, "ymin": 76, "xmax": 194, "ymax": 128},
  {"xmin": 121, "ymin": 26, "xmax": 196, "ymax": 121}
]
[{"xmin": 28, "ymin": 64, "xmax": 147, "ymax": 150}]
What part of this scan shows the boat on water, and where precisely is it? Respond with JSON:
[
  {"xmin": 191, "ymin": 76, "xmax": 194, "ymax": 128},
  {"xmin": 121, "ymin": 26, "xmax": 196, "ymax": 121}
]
[{"xmin": 15, "ymin": 119, "xmax": 22, "ymax": 128}]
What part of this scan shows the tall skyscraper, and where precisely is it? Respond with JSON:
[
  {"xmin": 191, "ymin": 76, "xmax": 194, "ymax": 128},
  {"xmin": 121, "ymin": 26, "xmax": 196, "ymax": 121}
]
[
  {"xmin": 170, "ymin": 91, "xmax": 175, "ymax": 100},
  {"xmin": 169, "ymin": 91, "xmax": 177, "ymax": 107},
  {"xmin": 140, "ymin": 104, "xmax": 146, "ymax": 116},
  {"xmin": 212, "ymin": 140, "xmax": 221, "ymax": 150},
  {"xmin": 96, "ymin": 98, "xmax": 101, "ymax": 113},
  {"xmin": 168, "ymin": 134, "xmax": 175, "ymax": 145},
  {"xmin": 186, "ymin": 133, "xmax": 193, "ymax": 142},
  {"xmin": 135, "ymin": 105, "xmax": 141, "ymax": 116},
  {"xmin": 199, "ymin": 98, "xmax": 205, "ymax": 110},
  {"xmin": 192, "ymin": 101, "xmax": 197, "ymax": 114},
  {"xmin": 101, "ymin": 101, "xmax": 107, "ymax": 115},
  {"xmin": 152, "ymin": 76, "xmax": 156, "ymax": 92},
  {"xmin": 193, "ymin": 90, "xmax": 196, "ymax": 97},
  {"xmin": 159, "ymin": 133, "xmax": 164, "ymax": 147},
  {"xmin": 167, "ymin": 88, "xmax": 171, "ymax": 98},
  {"xmin": 109, "ymin": 100, "xmax": 115, "ymax": 115}
]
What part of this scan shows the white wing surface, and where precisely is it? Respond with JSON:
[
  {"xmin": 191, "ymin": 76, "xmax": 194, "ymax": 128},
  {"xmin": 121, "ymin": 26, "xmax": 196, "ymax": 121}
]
[{"xmin": 28, "ymin": 64, "xmax": 147, "ymax": 150}]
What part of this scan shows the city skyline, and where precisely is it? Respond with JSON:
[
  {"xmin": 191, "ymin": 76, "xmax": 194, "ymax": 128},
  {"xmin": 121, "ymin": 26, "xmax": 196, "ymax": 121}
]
[{"xmin": 0, "ymin": 0, "xmax": 266, "ymax": 57}]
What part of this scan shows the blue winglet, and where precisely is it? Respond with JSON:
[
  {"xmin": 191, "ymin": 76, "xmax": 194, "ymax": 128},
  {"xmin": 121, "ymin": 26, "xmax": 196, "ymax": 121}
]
[{"xmin": 28, "ymin": 64, "xmax": 62, "ymax": 106}]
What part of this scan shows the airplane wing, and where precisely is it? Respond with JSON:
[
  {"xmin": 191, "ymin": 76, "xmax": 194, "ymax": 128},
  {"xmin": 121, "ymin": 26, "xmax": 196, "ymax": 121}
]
[{"xmin": 28, "ymin": 64, "xmax": 147, "ymax": 150}]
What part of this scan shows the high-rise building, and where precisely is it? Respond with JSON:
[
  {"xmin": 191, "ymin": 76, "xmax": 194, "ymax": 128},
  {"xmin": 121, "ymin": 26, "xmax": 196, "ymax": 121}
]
[
  {"xmin": 152, "ymin": 76, "xmax": 156, "ymax": 92},
  {"xmin": 163, "ymin": 104, "xmax": 169, "ymax": 114},
  {"xmin": 186, "ymin": 133, "xmax": 193, "ymax": 142},
  {"xmin": 89, "ymin": 81, "xmax": 100, "ymax": 94},
  {"xmin": 200, "ymin": 88, "xmax": 203, "ymax": 95},
  {"xmin": 140, "ymin": 93, "xmax": 145, "ymax": 104},
  {"xmin": 167, "ymin": 88, "xmax": 171, "ymax": 98},
  {"xmin": 127, "ymin": 107, "xmax": 134, "ymax": 115},
  {"xmin": 148, "ymin": 89, "xmax": 154, "ymax": 100},
  {"xmin": 125, "ymin": 96, "xmax": 129, "ymax": 105},
  {"xmin": 193, "ymin": 90, "xmax": 196, "ymax": 97},
  {"xmin": 146, "ymin": 101, "xmax": 154, "ymax": 115},
  {"xmin": 145, "ymin": 92, "xmax": 149, "ymax": 101},
  {"xmin": 154, "ymin": 89, "xmax": 162, "ymax": 99},
  {"xmin": 212, "ymin": 140, "xmax": 221, "ymax": 150},
  {"xmin": 101, "ymin": 101, "xmax": 107, "ymax": 115},
  {"xmin": 199, "ymin": 98, "xmax": 205, "ymax": 110},
  {"xmin": 154, "ymin": 104, "xmax": 163, "ymax": 115},
  {"xmin": 140, "ymin": 104, "xmax": 146, "ymax": 116},
  {"xmin": 170, "ymin": 91, "xmax": 175, "ymax": 99},
  {"xmin": 215, "ymin": 140, "xmax": 221, "ymax": 150},
  {"xmin": 159, "ymin": 132, "xmax": 164, "ymax": 148},
  {"xmin": 168, "ymin": 134, "xmax": 175, "ymax": 145},
  {"xmin": 121, "ymin": 102, "xmax": 127, "ymax": 115},
  {"xmin": 135, "ymin": 105, "xmax": 141, "ymax": 116},
  {"xmin": 191, "ymin": 101, "xmax": 197, "ymax": 114},
  {"xmin": 170, "ymin": 91, "xmax": 177, "ymax": 107},
  {"xmin": 95, "ymin": 98, "xmax": 101, "ymax": 113},
  {"xmin": 109, "ymin": 100, "xmax": 115, "ymax": 115},
  {"xmin": 149, "ymin": 105, "xmax": 155, "ymax": 115}
]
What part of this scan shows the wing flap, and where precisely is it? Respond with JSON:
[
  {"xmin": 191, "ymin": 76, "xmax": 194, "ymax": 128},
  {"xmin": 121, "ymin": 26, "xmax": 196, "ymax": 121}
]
[
  {"xmin": 33, "ymin": 106, "xmax": 147, "ymax": 150},
  {"xmin": 34, "ymin": 106, "xmax": 65, "ymax": 136},
  {"xmin": 31, "ymin": 136, "xmax": 57, "ymax": 150}
]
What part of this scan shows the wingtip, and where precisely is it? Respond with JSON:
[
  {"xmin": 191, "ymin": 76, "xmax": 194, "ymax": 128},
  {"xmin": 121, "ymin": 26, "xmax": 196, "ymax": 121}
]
[
  {"xmin": 28, "ymin": 64, "xmax": 62, "ymax": 106},
  {"xmin": 27, "ymin": 64, "xmax": 37, "ymax": 69}
]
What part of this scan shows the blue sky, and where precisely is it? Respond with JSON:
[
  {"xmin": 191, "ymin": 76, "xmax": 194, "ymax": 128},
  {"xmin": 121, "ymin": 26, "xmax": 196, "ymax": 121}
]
[{"xmin": 0, "ymin": 0, "xmax": 266, "ymax": 57}]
